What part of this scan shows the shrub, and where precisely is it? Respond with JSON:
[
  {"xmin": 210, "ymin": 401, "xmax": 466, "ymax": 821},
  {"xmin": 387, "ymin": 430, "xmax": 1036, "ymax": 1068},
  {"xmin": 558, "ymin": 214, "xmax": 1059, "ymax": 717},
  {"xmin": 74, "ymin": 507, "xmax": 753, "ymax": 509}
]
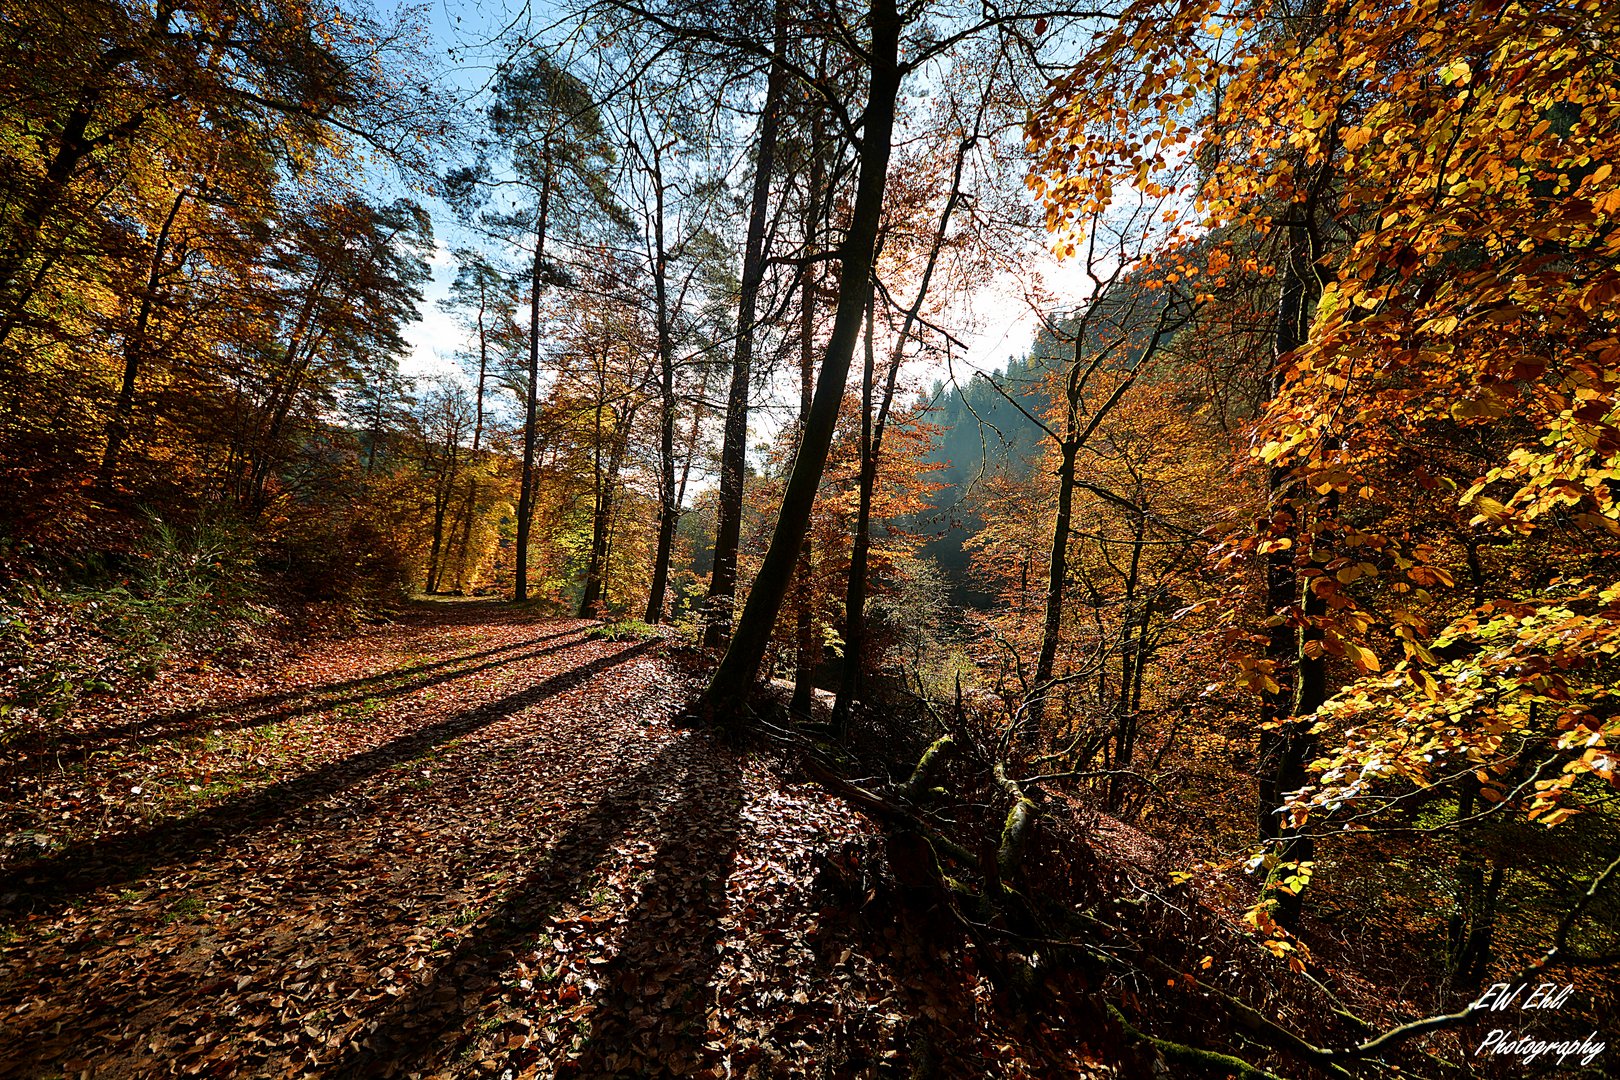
[
  {"xmin": 583, "ymin": 619, "xmax": 664, "ymax": 643},
  {"xmin": 0, "ymin": 512, "xmax": 271, "ymax": 742}
]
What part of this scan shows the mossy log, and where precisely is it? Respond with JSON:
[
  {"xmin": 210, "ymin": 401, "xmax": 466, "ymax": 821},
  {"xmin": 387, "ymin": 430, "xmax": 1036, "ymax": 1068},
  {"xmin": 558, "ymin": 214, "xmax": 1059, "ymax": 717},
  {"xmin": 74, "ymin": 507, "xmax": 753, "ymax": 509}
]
[
  {"xmin": 899, "ymin": 734, "xmax": 954, "ymax": 801},
  {"xmin": 1107, "ymin": 1004, "xmax": 1289, "ymax": 1080},
  {"xmin": 992, "ymin": 762, "xmax": 1038, "ymax": 885}
]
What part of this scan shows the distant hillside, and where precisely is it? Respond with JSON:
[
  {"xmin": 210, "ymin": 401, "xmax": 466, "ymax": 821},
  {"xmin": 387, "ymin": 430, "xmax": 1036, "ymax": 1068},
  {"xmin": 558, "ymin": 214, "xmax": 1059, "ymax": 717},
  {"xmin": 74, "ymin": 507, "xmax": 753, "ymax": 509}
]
[
  {"xmin": 913, "ymin": 350, "xmax": 1051, "ymax": 610},
  {"xmin": 911, "ymin": 280, "xmax": 1178, "ymax": 609}
]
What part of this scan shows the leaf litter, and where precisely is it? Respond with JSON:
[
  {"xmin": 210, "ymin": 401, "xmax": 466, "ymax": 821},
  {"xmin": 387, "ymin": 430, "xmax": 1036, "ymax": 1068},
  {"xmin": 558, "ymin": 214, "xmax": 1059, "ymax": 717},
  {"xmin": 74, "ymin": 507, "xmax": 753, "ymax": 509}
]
[{"xmin": 1, "ymin": 602, "xmax": 1110, "ymax": 1078}]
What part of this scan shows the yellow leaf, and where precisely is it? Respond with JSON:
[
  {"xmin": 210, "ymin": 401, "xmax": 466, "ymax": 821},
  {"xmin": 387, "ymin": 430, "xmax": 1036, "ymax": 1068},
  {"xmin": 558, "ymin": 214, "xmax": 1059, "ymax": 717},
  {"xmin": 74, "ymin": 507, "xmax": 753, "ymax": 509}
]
[
  {"xmin": 1471, "ymin": 496, "xmax": 1511, "ymax": 524},
  {"xmin": 1451, "ymin": 394, "xmax": 1509, "ymax": 420},
  {"xmin": 1347, "ymin": 642, "xmax": 1380, "ymax": 673}
]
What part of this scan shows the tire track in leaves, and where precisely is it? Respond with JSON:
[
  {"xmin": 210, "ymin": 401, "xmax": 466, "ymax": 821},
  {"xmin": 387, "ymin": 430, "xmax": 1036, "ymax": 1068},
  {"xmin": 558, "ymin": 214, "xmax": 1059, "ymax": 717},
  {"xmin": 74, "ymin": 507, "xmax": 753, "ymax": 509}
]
[
  {"xmin": 3, "ymin": 624, "xmax": 589, "ymax": 780},
  {"xmin": 0, "ymin": 639, "xmax": 652, "ymax": 915},
  {"xmin": 0, "ymin": 613, "xmax": 670, "ymax": 1077}
]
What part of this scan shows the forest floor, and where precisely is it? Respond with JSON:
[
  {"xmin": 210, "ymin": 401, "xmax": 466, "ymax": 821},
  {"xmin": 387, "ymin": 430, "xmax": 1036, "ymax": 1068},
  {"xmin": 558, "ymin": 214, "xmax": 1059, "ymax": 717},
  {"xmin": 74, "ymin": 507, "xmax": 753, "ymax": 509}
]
[{"xmin": 0, "ymin": 601, "xmax": 1111, "ymax": 1079}]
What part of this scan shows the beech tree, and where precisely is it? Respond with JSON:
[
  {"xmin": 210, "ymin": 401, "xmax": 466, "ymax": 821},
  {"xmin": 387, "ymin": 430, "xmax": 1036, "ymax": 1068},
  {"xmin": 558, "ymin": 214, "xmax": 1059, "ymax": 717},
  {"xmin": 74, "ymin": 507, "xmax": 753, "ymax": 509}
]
[
  {"xmin": 437, "ymin": 252, "xmax": 523, "ymax": 595},
  {"xmin": 700, "ymin": 7, "xmax": 791, "ymax": 648},
  {"xmin": 231, "ymin": 195, "xmax": 432, "ymax": 515},
  {"xmin": 1031, "ymin": 0, "xmax": 1620, "ymax": 961}
]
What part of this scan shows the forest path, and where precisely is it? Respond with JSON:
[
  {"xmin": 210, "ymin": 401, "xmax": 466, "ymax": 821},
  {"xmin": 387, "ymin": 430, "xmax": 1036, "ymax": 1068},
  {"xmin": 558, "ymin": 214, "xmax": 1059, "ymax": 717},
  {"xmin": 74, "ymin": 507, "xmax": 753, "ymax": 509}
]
[{"xmin": 0, "ymin": 602, "xmax": 945, "ymax": 1079}]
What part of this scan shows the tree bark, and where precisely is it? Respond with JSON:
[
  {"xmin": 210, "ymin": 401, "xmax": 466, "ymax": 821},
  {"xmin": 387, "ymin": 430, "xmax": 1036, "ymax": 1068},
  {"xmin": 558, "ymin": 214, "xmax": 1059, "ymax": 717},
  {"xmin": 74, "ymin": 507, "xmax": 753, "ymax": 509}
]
[
  {"xmin": 1032, "ymin": 439, "xmax": 1080, "ymax": 728},
  {"xmin": 1257, "ymin": 212, "xmax": 1325, "ymax": 930},
  {"xmin": 831, "ymin": 299, "xmax": 878, "ymax": 730},
  {"xmin": 1109, "ymin": 510, "xmax": 1148, "ymax": 812},
  {"xmin": 0, "ymin": 6, "xmax": 178, "ymax": 351},
  {"xmin": 514, "ymin": 146, "xmax": 553, "ymax": 603},
  {"xmin": 645, "ymin": 146, "xmax": 679, "ymax": 624},
  {"xmin": 789, "ymin": 267, "xmax": 819, "ymax": 716},
  {"xmin": 1446, "ymin": 777, "xmax": 1493, "ymax": 987},
  {"xmin": 579, "ymin": 401, "xmax": 630, "ymax": 617},
  {"xmin": 703, "ymin": 7, "xmax": 788, "ymax": 648},
  {"xmin": 424, "ymin": 426, "xmax": 460, "ymax": 593},
  {"xmin": 247, "ymin": 284, "xmax": 334, "ymax": 514},
  {"xmin": 450, "ymin": 278, "xmax": 491, "ymax": 593},
  {"xmin": 1256, "ymin": 213, "xmax": 1314, "ymax": 845},
  {"xmin": 1025, "ymin": 297, "xmax": 1174, "ymax": 738},
  {"xmin": 790, "ymin": 99, "xmax": 826, "ymax": 717},
  {"xmin": 700, "ymin": 0, "xmax": 903, "ymax": 721},
  {"xmin": 97, "ymin": 185, "xmax": 186, "ymax": 492},
  {"xmin": 830, "ymin": 127, "xmax": 973, "ymax": 731}
]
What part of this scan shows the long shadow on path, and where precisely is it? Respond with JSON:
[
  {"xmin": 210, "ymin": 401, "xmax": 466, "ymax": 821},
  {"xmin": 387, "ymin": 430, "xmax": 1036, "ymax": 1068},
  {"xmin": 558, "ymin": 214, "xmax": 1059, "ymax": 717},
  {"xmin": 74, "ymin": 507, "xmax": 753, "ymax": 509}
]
[
  {"xmin": 558, "ymin": 745, "xmax": 742, "ymax": 1078},
  {"xmin": 4, "ymin": 626, "xmax": 590, "ymax": 782},
  {"xmin": 0, "ymin": 639, "xmax": 653, "ymax": 916},
  {"xmin": 338, "ymin": 735, "xmax": 742, "ymax": 1079},
  {"xmin": 161, "ymin": 622, "xmax": 588, "ymax": 722}
]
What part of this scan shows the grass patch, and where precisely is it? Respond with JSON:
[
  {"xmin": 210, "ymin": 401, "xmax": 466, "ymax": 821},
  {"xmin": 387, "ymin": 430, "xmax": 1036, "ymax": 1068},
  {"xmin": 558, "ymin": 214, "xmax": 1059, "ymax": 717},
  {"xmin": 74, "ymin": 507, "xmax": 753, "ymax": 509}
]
[
  {"xmin": 164, "ymin": 895, "xmax": 205, "ymax": 923},
  {"xmin": 584, "ymin": 619, "xmax": 663, "ymax": 643},
  {"xmin": 335, "ymin": 696, "xmax": 386, "ymax": 720}
]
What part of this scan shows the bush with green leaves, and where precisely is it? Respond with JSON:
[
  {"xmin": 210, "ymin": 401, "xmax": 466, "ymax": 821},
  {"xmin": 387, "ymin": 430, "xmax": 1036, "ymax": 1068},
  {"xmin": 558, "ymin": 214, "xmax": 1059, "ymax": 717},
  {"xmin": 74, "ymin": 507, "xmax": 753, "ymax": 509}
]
[{"xmin": 583, "ymin": 619, "xmax": 664, "ymax": 643}]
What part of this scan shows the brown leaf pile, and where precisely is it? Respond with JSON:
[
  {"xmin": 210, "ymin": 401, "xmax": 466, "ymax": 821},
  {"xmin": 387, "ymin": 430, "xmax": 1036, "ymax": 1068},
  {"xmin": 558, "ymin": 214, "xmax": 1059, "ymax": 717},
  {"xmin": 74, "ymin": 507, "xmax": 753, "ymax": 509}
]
[{"xmin": 1, "ymin": 602, "xmax": 1112, "ymax": 1078}]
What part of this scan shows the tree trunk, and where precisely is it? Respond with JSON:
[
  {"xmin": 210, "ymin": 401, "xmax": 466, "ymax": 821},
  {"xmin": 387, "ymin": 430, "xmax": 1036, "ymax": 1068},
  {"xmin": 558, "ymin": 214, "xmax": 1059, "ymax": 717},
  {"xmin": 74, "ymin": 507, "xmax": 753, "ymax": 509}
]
[
  {"xmin": 1109, "ymin": 511, "xmax": 1148, "ymax": 812},
  {"xmin": 1031, "ymin": 439, "xmax": 1080, "ymax": 733},
  {"xmin": 0, "ymin": 12, "xmax": 172, "ymax": 351},
  {"xmin": 1025, "ymin": 304, "xmax": 1165, "ymax": 737},
  {"xmin": 830, "ymin": 300, "xmax": 878, "ymax": 731},
  {"xmin": 703, "ymin": 7, "xmax": 788, "ymax": 648},
  {"xmin": 243, "ymin": 267, "xmax": 331, "ymax": 511},
  {"xmin": 451, "ymin": 284, "xmax": 491, "ymax": 594},
  {"xmin": 579, "ymin": 397, "xmax": 609, "ymax": 616},
  {"xmin": 700, "ymin": 0, "xmax": 902, "ymax": 721},
  {"xmin": 1257, "ymin": 214, "xmax": 1325, "ymax": 930},
  {"xmin": 514, "ymin": 150, "xmax": 553, "ymax": 603},
  {"xmin": 674, "ymin": 363, "xmax": 710, "ymax": 511},
  {"xmin": 427, "ymin": 409, "xmax": 462, "ymax": 594},
  {"xmin": 247, "ymin": 318, "xmax": 332, "ymax": 514},
  {"xmin": 0, "ymin": 91, "xmax": 109, "ymax": 351},
  {"xmin": 579, "ymin": 403, "xmax": 630, "ymax": 618},
  {"xmin": 1257, "ymin": 213, "xmax": 1313, "ymax": 844},
  {"xmin": 829, "ymin": 126, "xmax": 973, "ymax": 732},
  {"xmin": 365, "ymin": 370, "xmax": 387, "ymax": 473},
  {"xmin": 425, "ymin": 474, "xmax": 451, "ymax": 592},
  {"xmin": 645, "ymin": 152, "xmax": 679, "ymax": 624},
  {"xmin": 450, "ymin": 478, "xmax": 479, "ymax": 593},
  {"xmin": 97, "ymin": 185, "xmax": 186, "ymax": 492},
  {"xmin": 789, "ymin": 284, "xmax": 818, "ymax": 716},
  {"xmin": 790, "ymin": 101, "xmax": 826, "ymax": 718},
  {"xmin": 1446, "ymin": 777, "xmax": 1500, "ymax": 988}
]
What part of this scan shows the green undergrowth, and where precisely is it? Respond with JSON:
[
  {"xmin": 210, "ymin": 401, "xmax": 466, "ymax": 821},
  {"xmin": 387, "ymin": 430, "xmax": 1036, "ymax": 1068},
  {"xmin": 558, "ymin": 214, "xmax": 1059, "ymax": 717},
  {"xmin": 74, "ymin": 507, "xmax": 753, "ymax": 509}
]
[
  {"xmin": 0, "ymin": 514, "xmax": 275, "ymax": 745},
  {"xmin": 584, "ymin": 619, "xmax": 664, "ymax": 643}
]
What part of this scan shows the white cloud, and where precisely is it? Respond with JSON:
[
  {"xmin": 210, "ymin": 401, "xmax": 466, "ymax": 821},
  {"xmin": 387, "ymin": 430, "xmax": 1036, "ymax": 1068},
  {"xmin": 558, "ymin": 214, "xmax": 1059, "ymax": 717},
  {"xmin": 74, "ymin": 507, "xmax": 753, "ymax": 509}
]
[{"xmin": 400, "ymin": 256, "xmax": 468, "ymax": 384}]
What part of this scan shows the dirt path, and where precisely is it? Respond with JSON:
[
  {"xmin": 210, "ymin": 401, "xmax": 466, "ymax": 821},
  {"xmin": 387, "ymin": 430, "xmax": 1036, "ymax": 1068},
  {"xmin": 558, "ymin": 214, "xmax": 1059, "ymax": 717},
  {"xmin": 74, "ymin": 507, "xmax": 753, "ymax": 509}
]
[{"xmin": 0, "ymin": 604, "xmax": 919, "ymax": 1078}]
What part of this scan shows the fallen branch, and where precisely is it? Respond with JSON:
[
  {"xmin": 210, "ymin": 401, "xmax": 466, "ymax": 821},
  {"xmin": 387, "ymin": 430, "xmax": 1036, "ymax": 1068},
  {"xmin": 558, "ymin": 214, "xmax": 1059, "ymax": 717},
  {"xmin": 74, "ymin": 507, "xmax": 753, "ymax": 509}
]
[
  {"xmin": 1106, "ymin": 1003, "xmax": 1290, "ymax": 1080},
  {"xmin": 899, "ymin": 733, "xmax": 954, "ymax": 802},
  {"xmin": 801, "ymin": 755, "xmax": 979, "ymax": 870},
  {"xmin": 993, "ymin": 762, "xmax": 1038, "ymax": 884}
]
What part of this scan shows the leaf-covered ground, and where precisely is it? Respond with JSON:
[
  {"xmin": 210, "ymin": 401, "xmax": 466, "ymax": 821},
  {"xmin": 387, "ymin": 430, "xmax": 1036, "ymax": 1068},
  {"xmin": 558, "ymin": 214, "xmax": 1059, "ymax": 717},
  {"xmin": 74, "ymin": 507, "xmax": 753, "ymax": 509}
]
[{"xmin": 0, "ymin": 602, "xmax": 1105, "ymax": 1078}]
